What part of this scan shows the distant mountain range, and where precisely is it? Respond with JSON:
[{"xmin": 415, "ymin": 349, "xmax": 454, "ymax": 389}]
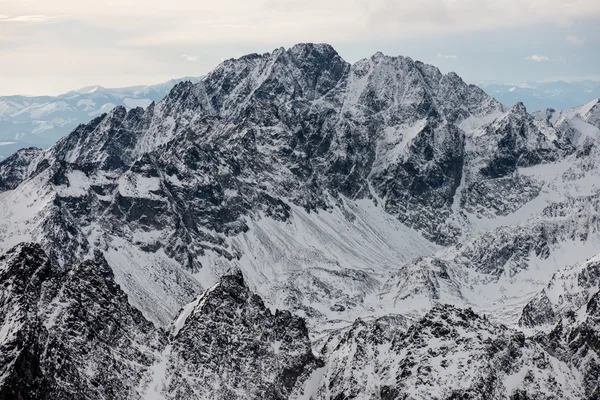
[
  {"xmin": 0, "ymin": 77, "xmax": 203, "ymax": 159},
  {"xmin": 480, "ymin": 80, "xmax": 600, "ymax": 112}
]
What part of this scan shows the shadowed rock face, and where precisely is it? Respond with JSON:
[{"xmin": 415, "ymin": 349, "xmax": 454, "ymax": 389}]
[
  {"xmin": 0, "ymin": 76, "xmax": 205, "ymax": 161},
  {"xmin": 520, "ymin": 254, "xmax": 600, "ymax": 330},
  {"xmin": 3, "ymin": 242, "xmax": 596, "ymax": 400},
  {"xmin": 1, "ymin": 44, "xmax": 599, "ymax": 399},
  {"xmin": 0, "ymin": 243, "xmax": 160, "ymax": 400},
  {"xmin": 163, "ymin": 271, "xmax": 322, "ymax": 400},
  {"xmin": 0, "ymin": 148, "xmax": 44, "ymax": 191},
  {"xmin": 313, "ymin": 304, "xmax": 599, "ymax": 400},
  {"xmin": 0, "ymin": 43, "xmax": 561, "ymax": 275},
  {"xmin": 0, "ymin": 243, "xmax": 57, "ymax": 400},
  {"xmin": 0, "ymin": 244, "xmax": 321, "ymax": 400},
  {"xmin": 0, "ymin": 44, "xmax": 531, "ymax": 328}
]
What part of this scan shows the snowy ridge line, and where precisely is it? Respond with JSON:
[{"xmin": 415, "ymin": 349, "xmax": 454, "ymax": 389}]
[{"xmin": 1, "ymin": 43, "xmax": 600, "ymax": 399}]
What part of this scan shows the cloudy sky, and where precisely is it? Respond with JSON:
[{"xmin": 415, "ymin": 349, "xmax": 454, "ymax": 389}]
[{"xmin": 1, "ymin": 0, "xmax": 599, "ymax": 95}]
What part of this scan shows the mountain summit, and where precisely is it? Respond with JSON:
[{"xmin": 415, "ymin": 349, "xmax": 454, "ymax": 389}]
[{"xmin": 1, "ymin": 44, "xmax": 600, "ymax": 399}]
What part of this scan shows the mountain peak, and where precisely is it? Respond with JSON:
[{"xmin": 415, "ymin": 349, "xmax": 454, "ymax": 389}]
[
  {"xmin": 371, "ymin": 50, "xmax": 385, "ymax": 59},
  {"xmin": 74, "ymin": 85, "xmax": 105, "ymax": 94},
  {"xmin": 511, "ymin": 101, "xmax": 528, "ymax": 113},
  {"xmin": 579, "ymin": 97, "xmax": 600, "ymax": 116},
  {"xmin": 445, "ymin": 71, "xmax": 464, "ymax": 83},
  {"xmin": 2, "ymin": 43, "xmax": 600, "ymax": 399},
  {"xmin": 165, "ymin": 270, "xmax": 320, "ymax": 399},
  {"xmin": 289, "ymin": 42, "xmax": 338, "ymax": 56}
]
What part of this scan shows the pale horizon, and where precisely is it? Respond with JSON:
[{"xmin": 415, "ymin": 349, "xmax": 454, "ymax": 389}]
[{"xmin": 1, "ymin": 0, "xmax": 599, "ymax": 96}]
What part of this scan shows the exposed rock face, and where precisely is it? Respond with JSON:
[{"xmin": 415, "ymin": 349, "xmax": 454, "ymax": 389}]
[
  {"xmin": 1, "ymin": 44, "xmax": 600, "ymax": 399},
  {"xmin": 0, "ymin": 147, "xmax": 44, "ymax": 191},
  {"xmin": 0, "ymin": 244, "xmax": 321, "ymax": 400},
  {"xmin": 160, "ymin": 271, "xmax": 321, "ymax": 400},
  {"xmin": 0, "ymin": 43, "xmax": 563, "ymax": 327},
  {"xmin": 461, "ymin": 103, "xmax": 572, "ymax": 218},
  {"xmin": 0, "ymin": 44, "xmax": 507, "ymax": 259},
  {"xmin": 0, "ymin": 76, "xmax": 204, "ymax": 160},
  {"xmin": 0, "ymin": 243, "xmax": 59, "ymax": 400},
  {"xmin": 536, "ymin": 98, "xmax": 600, "ymax": 131},
  {"xmin": 314, "ymin": 305, "xmax": 586, "ymax": 400},
  {"xmin": 380, "ymin": 191, "xmax": 600, "ymax": 325},
  {"xmin": 535, "ymin": 290, "xmax": 600, "ymax": 399},
  {"xmin": 0, "ymin": 243, "xmax": 159, "ymax": 400},
  {"xmin": 520, "ymin": 255, "xmax": 600, "ymax": 329}
]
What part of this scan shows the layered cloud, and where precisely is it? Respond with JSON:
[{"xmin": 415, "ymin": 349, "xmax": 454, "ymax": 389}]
[
  {"xmin": 1, "ymin": 0, "xmax": 598, "ymax": 95},
  {"xmin": 0, "ymin": 14, "xmax": 53, "ymax": 22},
  {"xmin": 3, "ymin": 0, "xmax": 600, "ymax": 44}
]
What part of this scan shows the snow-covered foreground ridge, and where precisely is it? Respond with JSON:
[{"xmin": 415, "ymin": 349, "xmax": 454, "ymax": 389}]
[{"xmin": 1, "ymin": 43, "xmax": 600, "ymax": 398}]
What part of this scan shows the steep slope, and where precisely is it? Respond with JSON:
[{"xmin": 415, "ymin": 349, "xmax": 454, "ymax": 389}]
[
  {"xmin": 0, "ymin": 147, "xmax": 44, "ymax": 191},
  {"xmin": 0, "ymin": 44, "xmax": 499, "ymax": 327},
  {"xmin": 375, "ymin": 100, "xmax": 600, "ymax": 326},
  {"xmin": 535, "ymin": 99, "xmax": 600, "ymax": 152},
  {"xmin": 381, "ymin": 191, "xmax": 600, "ymax": 325},
  {"xmin": 459, "ymin": 103, "xmax": 572, "ymax": 221},
  {"xmin": 150, "ymin": 271, "xmax": 321, "ymax": 400},
  {"xmin": 0, "ymin": 243, "xmax": 161, "ymax": 399},
  {"xmin": 535, "ymin": 290, "xmax": 600, "ymax": 398},
  {"xmin": 538, "ymin": 98, "xmax": 600, "ymax": 129},
  {"xmin": 0, "ymin": 243, "xmax": 60, "ymax": 399},
  {"xmin": 311, "ymin": 305, "xmax": 585, "ymax": 400},
  {"xmin": 520, "ymin": 254, "xmax": 600, "ymax": 330},
  {"xmin": 0, "ymin": 44, "xmax": 588, "ymax": 332},
  {"xmin": 0, "ymin": 244, "xmax": 323, "ymax": 399},
  {"xmin": 1, "ymin": 44, "xmax": 600, "ymax": 400}
]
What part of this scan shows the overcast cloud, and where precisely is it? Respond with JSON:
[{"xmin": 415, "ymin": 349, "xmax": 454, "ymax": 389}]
[{"xmin": 1, "ymin": 0, "xmax": 599, "ymax": 95}]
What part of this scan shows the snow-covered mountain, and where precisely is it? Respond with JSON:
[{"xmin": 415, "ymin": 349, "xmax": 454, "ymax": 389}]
[
  {"xmin": 0, "ymin": 77, "xmax": 203, "ymax": 160},
  {"xmin": 314, "ymin": 304, "xmax": 598, "ymax": 399},
  {"xmin": 1, "ymin": 43, "xmax": 599, "ymax": 399},
  {"xmin": 535, "ymin": 98, "xmax": 600, "ymax": 145},
  {"xmin": 0, "ymin": 243, "xmax": 162, "ymax": 399}
]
